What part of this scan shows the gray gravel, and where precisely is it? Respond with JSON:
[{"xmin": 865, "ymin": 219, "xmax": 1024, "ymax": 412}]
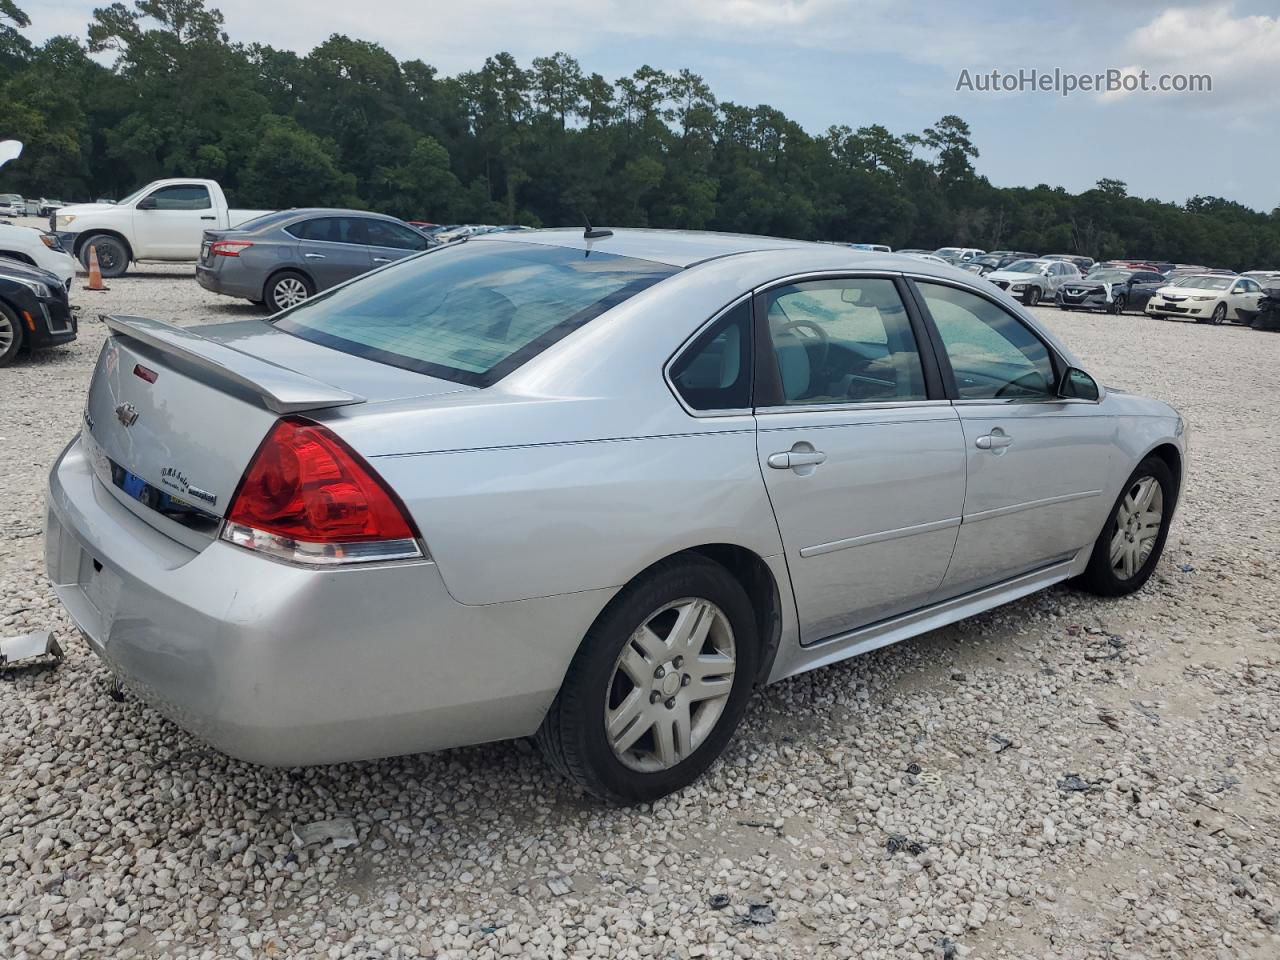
[{"xmin": 2, "ymin": 265, "xmax": 1278, "ymax": 959}]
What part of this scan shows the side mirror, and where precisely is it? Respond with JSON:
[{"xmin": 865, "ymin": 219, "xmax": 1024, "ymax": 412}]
[
  {"xmin": 1059, "ymin": 367, "xmax": 1100, "ymax": 402},
  {"xmin": 136, "ymin": 196, "xmax": 157, "ymax": 210}
]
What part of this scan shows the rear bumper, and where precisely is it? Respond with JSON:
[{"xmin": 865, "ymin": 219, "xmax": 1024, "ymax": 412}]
[
  {"xmin": 194, "ymin": 263, "xmax": 260, "ymax": 301},
  {"xmin": 45, "ymin": 435, "xmax": 611, "ymax": 766}
]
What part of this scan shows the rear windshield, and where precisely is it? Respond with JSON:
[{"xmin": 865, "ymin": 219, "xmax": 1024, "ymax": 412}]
[{"xmin": 273, "ymin": 240, "xmax": 676, "ymax": 386}]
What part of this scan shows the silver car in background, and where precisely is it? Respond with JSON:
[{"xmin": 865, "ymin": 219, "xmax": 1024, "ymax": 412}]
[
  {"xmin": 46, "ymin": 230, "xmax": 1186, "ymax": 802},
  {"xmin": 195, "ymin": 208, "xmax": 431, "ymax": 312},
  {"xmin": 984, "ymin": 257, "xmax": 1081, "ymax": 306}
]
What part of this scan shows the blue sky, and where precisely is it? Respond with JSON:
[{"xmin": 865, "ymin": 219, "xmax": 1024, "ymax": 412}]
[{"xmin": 20, "ymin": 0, "xmax": 1280, "ymax": 211}]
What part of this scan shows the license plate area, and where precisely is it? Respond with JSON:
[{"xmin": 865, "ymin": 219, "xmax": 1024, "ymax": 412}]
[{"xmin": 78, "ymin": 549, "xmax": 121, "ymax": 619}]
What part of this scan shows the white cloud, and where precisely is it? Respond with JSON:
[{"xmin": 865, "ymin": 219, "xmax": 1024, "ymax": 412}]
[{"xmin": 1099, "ymin": 3, "xmax": 1280, "ymax": 107}]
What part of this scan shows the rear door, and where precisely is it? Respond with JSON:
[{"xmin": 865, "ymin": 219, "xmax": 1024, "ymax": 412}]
[
  {"xmin": 133, "ymin": 184, "xmax": 215, "ymax": 258},
  {"xmin": 361, "ymin": 217, "xmax": 429, "ymax": 268},
  {"xmin": 911, "ymin": 279, "xmax": 1112, "ymax": 596},
  {"xmin": 285, "ymin": 217, "xmax": 373, "ymax": 291},
  {"xmin": 752, "ymin": 275, "xmax": 966, "ymax": 642}
]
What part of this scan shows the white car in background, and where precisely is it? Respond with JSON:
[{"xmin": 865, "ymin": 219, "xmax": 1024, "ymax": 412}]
[
  {"xmin": 0, "ymin": 221, "xmax": 78, "ymax": 288},
  {"xmin": 1145, "ymin": 274, "xmax": 1265, "ymax": 325},
  {"xmin": 0, "ymin": 194, "xmax": 24, "ymax": 217},
  {"xmin": 934, "ymin": 246, "xmax": 985, "ymax": 264},
  {"xmin": 984, "ymin": 258, "xmax": 1081, "ymax": 306}
]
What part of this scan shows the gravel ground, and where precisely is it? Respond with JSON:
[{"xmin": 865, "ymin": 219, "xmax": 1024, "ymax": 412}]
[{"xmin": 1, "ymin": 264, "xmax": 1278, "ymax": 960}]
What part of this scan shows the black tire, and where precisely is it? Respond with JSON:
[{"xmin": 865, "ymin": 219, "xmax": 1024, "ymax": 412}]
[
  {"xmin": 264, "ymin": 270, "xmax": 314, "ymax": 313},
  {"xmin": 0, "ymin": 300, "xmax": 24, "ymax": 367},
  {"xmin": 536, "ymin": 555, "xmax": 760, "ymax": 803},
  {"xmin": 1074, "ymin": 456, "xmax": 1176, "ymax": 597},
  {"xmin": 1210, "ymin": 302, "xmax": 1227, "ymax": 325},
  {"xmin": 1025, "ymin": 286, "xmax": 1042, "ymax": 307},
  {"xmin": 79, "ymin": 235, "xmax": 129, "ymax": 278},
  {"xmin": 1109, "ymin": 295, "xmax": 1126, "ymax": 316}
]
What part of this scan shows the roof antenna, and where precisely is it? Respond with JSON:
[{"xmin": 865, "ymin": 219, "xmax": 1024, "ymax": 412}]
[{"xmin": 583, "ymin": 214, "xmax": 612, "ymax": 240}]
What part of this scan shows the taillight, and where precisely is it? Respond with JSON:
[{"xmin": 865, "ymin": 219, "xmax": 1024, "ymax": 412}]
[
  {"xmin": 210, "ymin": 240, "xmax": 254, "ymax": 257},
  {"xmin": 221, "ymin": 418, "xmax": 423, "ymax": 565}
]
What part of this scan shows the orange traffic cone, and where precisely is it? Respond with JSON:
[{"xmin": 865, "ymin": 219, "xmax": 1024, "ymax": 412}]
[{"xmin": 84, "ymin": 244, "xmax": 109, "ymax": 291}]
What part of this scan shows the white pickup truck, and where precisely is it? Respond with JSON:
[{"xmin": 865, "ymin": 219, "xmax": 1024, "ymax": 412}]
[{"xmin": 53, "ymin": 179, "xmax": 273, "ymax": 278}]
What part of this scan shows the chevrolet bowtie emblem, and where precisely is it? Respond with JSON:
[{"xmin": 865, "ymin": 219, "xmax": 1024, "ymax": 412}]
[{"xmin": 114, "ymin": 402, "xmax": 139, "ymax": 427}]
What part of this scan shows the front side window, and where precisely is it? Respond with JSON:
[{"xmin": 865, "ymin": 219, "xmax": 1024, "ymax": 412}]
[
  {"xmin": 916, "ymin": 281, "xmax": 1056, "ymax": 400},
  {"xmin": 287, "ymin": 217, "xmax": 364, "ymax": 244},
  {"xmin": 669, "ymin": 301, "xmax": 752, "ymax": 411},
  {"xmin": 275, "ymin": 241, "xmax": 675, "ymax": 386},
  {"xmin": 146, "ymin": 185, "xmax": 211, "ymax": 210},
  {"xmin": 364, "ymin": 219, "xmax": 428, "ymax": 251},
  {"xmin": 763, "ymin": 278, "xmax": 926, "ymax": 405}
]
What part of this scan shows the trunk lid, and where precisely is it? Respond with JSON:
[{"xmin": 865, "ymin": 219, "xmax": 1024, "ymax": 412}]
[{"xmin": 84, "ymin": 315, "xmax": 470, "ymax": 544}]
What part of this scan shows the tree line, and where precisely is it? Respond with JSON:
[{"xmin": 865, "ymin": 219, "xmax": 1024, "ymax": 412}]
[{"xmin": 1, "ymin": 0, "xmax": 1277, "ymax": 269}]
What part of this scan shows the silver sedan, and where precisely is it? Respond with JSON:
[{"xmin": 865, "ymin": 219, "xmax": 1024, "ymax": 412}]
[{"xmin": 46, "ymin": 230, "xmax": 1186, "ymax": 802}]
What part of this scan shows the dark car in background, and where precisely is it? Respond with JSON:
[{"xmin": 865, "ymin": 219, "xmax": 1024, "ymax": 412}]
[
  {"xmin": 196, "ymin": 208, "xmax": 431, "ymax": 312},
  {"xmin": 1056, "ymin": 268, "xmax": 1167, "ymax": 315},
  {"xmin": 0, "ymin": 259, "xmax": 78, "ymax": 366}
]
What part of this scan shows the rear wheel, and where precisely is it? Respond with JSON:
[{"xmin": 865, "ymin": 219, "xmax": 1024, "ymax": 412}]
[
  {"xmin": 265, "ymin": 271, "xmax": 314, "ymax": 313},
  {"xmin": 0, "ymin": 301, "xmax": 24, "ymax": 366},
  {"xmin": 536, "ymin": 555, "xmax": 760, "ymax": 803},
  {"xmin": 1074, "ymin": 456, "xmax": 1175, "ymax": 596}
]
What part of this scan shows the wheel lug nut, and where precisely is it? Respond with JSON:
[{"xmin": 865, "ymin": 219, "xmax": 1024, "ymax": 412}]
[
  {"xmin": 681, "ymin": 674, "xmax": 691, "ymax": 687},
  {"xmin": 664, "ymin": 698, "xmax": 676, "ymax": 709},
  {"xmin": 672, "ymin": 656, "xmax": 683, "ymax": 668},
  {"xmin": 650, "ymin": 691, "xmax": 662, "ymax": 704},
  {"xmin": 654, "ymin": 666, "xmax": 666, "ymax": 679}
]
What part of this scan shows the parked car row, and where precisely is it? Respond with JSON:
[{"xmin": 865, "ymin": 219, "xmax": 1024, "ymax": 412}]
[{"xmin": 0, "ymin": 193, "xmax": 65, "ymax": 217}]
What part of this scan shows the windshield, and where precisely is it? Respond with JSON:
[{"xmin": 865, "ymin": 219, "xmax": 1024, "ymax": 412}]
[
  {"xmin": 1175, "ymin": 275, "xmax": 1231, "ymax": 290},
  {"xmin": 274, "ymin": 240, "xmax": 676, "ymax": 387},
  {"xmin": 1086, "ymin": 270, "xmax": 1133, "ymax": 282},
  {"xmin": 933, "ymin": 248, "xmax": 960, "ymax": 258},
  {"xmin": 1003, "ymin": 260, "xmax": 1044, "ymax": 274}
]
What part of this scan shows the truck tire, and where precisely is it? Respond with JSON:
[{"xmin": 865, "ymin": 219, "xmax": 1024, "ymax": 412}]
[{"xmin": 79, "ymin": 235, "xmax": 130, "ymax": 278}]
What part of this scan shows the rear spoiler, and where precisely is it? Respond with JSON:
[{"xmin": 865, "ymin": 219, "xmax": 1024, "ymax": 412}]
[{"xmin": 102, "ymin": 314, "xmax": 365, "ymax": 414}]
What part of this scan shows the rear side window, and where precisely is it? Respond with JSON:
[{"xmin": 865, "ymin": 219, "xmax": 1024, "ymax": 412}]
[
  {"xmin": 669, "ymin": 301, "xmax": 752, "ymax": 411},
  {"xmin": 275, "ymin": 241, "xmax": 675, "ymax": 386}
]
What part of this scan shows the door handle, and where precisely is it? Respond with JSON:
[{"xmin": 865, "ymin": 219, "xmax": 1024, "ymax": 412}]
[
  {"xmin": 304, "ymin": 253, "xmax": 326, "ymax": 259},
  {"xmin": 975, "ymin": 429, "xmax": 1014, "ymax": 451},
  {"xmin": 767, "ymin": 449, "xmax": 827, "ymax": 469},
  {"xmin": 372, "ymin": 257, "xmax": 392, "ymax": 263},
  {"xmin": 200, "ymin": 216, "xmax": 216, "ymax": 220}
]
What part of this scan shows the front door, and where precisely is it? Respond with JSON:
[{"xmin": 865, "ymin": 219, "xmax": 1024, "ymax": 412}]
[
  {"xmin": 911, "ymin": 279, "xmax": 1113, "ymax": 596},
  {"xmin": 361, "ymin": 217, "xmax": 429, "ymax": 269},
  {"xmin": 133, "ymin": 183, "xmax": 215, "ymax": 259},
  {"xmin": 753, "ymin": 276, "xmax": 967, "ymax": 643}
]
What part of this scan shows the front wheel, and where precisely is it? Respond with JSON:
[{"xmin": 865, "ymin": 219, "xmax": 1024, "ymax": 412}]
[
  {"xmin": 1210, "ymin": 302, "xmax": 1227, "ymax": 325},
  {"xmin": 1109, "ymin": 295, "xmax": 1127, "ymax": 315},
  {"xmin": 79, "ymin": 235, "xmax": 129, "ymax": 278},
  {"xmin": 1025, "ymin": 286, "xmax": 1042, "ymax": 307},
  {"xmin": 1074, "ymin": 456, "xmax": 1176, "ymax": 596},
  {"xmin": 0, "ymin": 301, "xmax": 24, "ymax": 366},
  {"xmin": 536, "ymin": 556, "xmax": 760, "ymax": 803}
]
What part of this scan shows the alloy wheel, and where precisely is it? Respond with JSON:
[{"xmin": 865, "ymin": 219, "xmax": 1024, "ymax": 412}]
[
  {"xmin": 1211, "ymin": 303, "xmax": 1226, "ymax": 325},
  {"xmin": 0, "ymin": 312, "xmax": 14, "ymax": 355},
  {"xmin": 273, "ymin": 277, "xmax": 309, "ymax": 309},
  {"xmin": 1110, "ymin": 476, "xmax": 1163, "ymax": 580},
  {"xmin": 604, "ymin": 597, "xmax": 736, "ymax": 772}
]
